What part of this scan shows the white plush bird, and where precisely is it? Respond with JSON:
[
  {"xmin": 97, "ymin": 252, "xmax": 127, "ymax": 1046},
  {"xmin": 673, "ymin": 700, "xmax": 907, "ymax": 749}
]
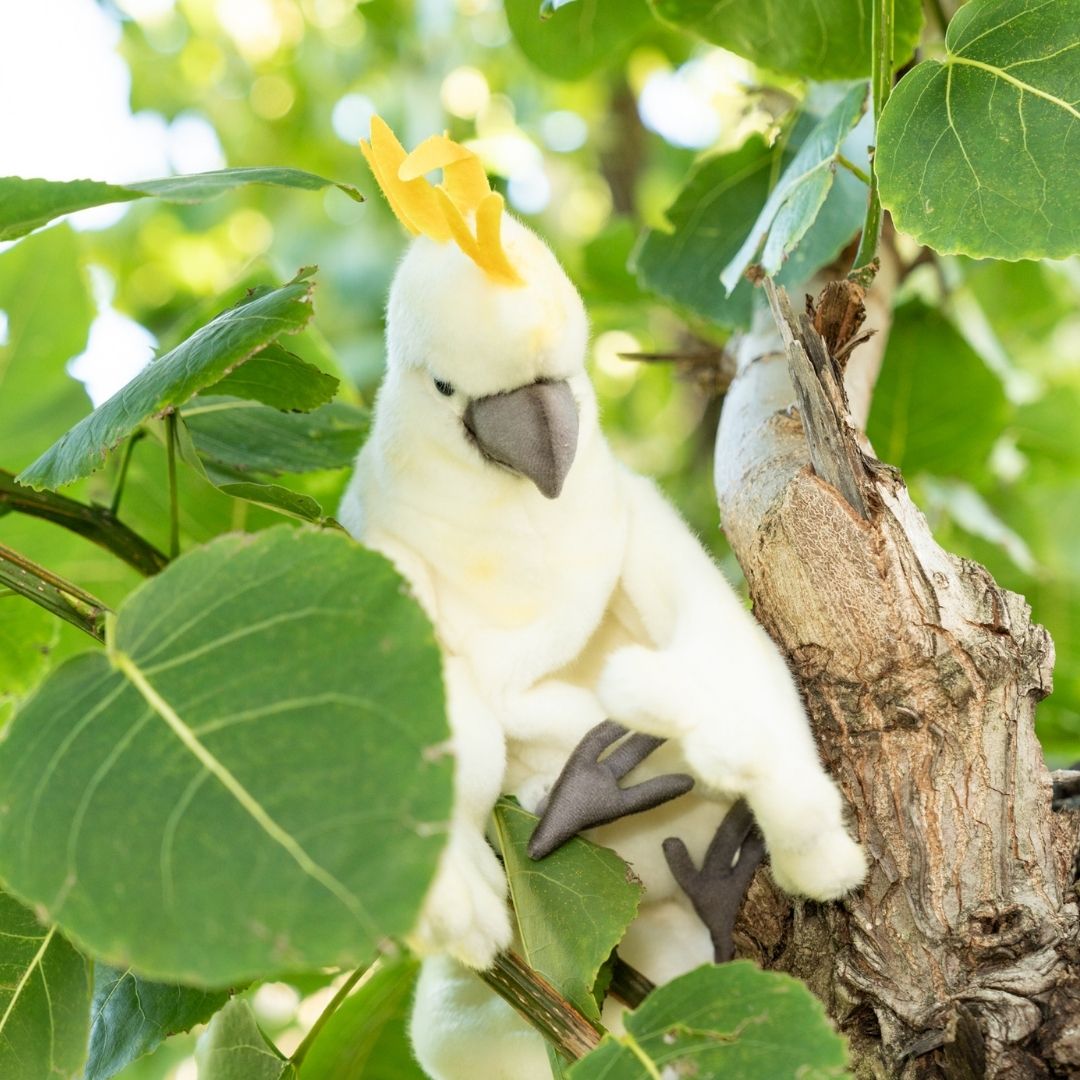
[{"xmin": 339, "ymin": 118, "xmax": 866, "ymax": 1080}]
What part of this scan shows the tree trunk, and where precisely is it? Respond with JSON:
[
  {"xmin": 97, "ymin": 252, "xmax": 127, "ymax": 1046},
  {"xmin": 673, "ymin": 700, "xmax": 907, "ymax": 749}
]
[{"xmin": 714, "ymin": 275, "xmax": 1080, "ymax": 1078}]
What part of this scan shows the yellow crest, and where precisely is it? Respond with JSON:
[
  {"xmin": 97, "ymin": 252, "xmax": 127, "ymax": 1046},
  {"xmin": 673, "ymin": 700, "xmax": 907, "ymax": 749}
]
[{"xmin": 360, "ymin": 117, "xmax": 524, "ymax": 287}]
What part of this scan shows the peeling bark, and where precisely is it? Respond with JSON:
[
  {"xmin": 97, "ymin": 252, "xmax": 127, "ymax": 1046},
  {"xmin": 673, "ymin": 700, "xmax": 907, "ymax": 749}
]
[{"xmin": 714, "ymin": 278, "xmax": 1080, "ymax": 1078}]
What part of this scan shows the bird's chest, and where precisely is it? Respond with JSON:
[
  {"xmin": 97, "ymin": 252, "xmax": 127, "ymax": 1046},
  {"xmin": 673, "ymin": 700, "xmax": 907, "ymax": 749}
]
[
  {"xmin": 353, "ymin": 442, "xmax": 631, "ymax": 687},
  {"xmin": 426, "ymin": 487, "xmax": 629, "ymax": 685}
]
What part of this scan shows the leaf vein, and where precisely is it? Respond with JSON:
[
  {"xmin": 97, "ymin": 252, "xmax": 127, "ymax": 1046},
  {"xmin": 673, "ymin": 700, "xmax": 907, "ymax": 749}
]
[
  {"xmin": 112, "ymin": 649, "xmax": 379, "ymax": 937},
  {"xmin": 948, "ymin": 55, "xmax": 1080, "ymax": 120},
  {"xmin": 0, "ymin": 928, "xmax": 55, "ymax": 1040}
]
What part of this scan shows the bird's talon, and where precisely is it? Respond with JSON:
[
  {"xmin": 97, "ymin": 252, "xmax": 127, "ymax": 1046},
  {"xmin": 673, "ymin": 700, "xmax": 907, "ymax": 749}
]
[
  {"xmin": 663, "ymin": 799, "xmax": 766, "ymax": 963},
  {"xmin": 528, "ymin": 720, "xmax": 692, "ymax": 860}
]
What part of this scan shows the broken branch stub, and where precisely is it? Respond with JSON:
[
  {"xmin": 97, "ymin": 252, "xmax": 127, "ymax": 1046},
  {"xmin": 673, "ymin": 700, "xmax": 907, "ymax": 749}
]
[{"xmin": 763, "ymin": 278, "xmax": 872, "ymax": 519}]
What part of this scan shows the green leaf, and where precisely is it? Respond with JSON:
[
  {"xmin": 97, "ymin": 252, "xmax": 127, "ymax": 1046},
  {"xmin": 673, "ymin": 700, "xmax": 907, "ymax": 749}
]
[
  {"xmin": 182, "ymin": 398, "xmax": 369, "ymax": 475},
  {"xmin": 721, "ymin": 83, "xmax": 868, "ymax": 293},
  {"xmin": 492, "ymin": 800, "xmax": 642, "ymax": 1022},
  {"xmin": 0, "ymin": 169, "xmax": 363, "ymax": 243},
  {"xmin": 99, "ymin": 433, "xmax": 281, "ymax": 556},
  {"xmin": 876, "ymin": 0, "xmax": 1080, "ymax": 260},
  {"xmin": 166, "ymin": 415, "xmax": 331, "ymax": 525},
  {"xmin": 636, "ymin": 117, "xmax": 867, "ymax": 327},
  {"xmin": 582, "ymin": 219, "xmax": 642, "ymax": 304},
  {"xmin": 650, "ymin": 0, "xmax": 922, "ymax": 79},
  {"xmin": 961, "ymin": 260, "xmax": 1080, "ymax": 376},
  {"xmin": 211, "ymin": 480, "xmax": 328, "ymax": 523},
  {"xmin": 296, "ymin": 956, "xmax": 425, "ymax": 1080},
  {"xmin": 198, "ymin": 999, "xmax": 294, "ymax": 1080},
  {"xmin": 866, "ymin": 299, "xmax": 1011, "ymax": 477},
  {"xmin": 1015, "ymin": 386, "xmax": 1080, "ymax": 477},
  {"xmin": 16, "ymin": 274, "xmax": 316, "ymax": 491},
  {"xmin": 0, "ymin": 226, "xmax": 93, "ymax": 471},
  {"xmin": 0, "ymin": 527, "xmax": 452, "ymax": 986},
  {"xmin": 0, "ymin": 892, "xmax": 91, "ymax": 1080},
  {"xmin": 0, "ymin": 597, "xmax": 58, "ymax": 708},
  {"xmin": 84, "ymin": 966, "xmax": 229, "ymax": 1080},
  {"xmin": 635, "ymin": 137, "xmax": 777, "ymax": 329},
  {"xmin": 203, "ymin": 344, "xmax": 339, "ymax": 413},
  {"xmin": 567, "ymin": 962, "xmax": 850, "ymax": 1079},
  {"xmin": 504, "ymin": 0, "xmax": 653, "ymax": 80}
]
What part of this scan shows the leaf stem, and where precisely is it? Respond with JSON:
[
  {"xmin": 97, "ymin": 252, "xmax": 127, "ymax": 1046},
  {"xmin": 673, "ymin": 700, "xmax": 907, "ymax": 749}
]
[
  {"xmin": 289, "ymin": 963, "xmax": 369, "ymax": 1068},
  {"xmin": 166, "ymin": 411, "xmax": 180, "ymax": 560},
  {"xmin": 851, "ymin": 0, "xmax": 895, "ymax": 277},
  {"xmin": 0, "ymin": 541, "xmax": 109, "ymax": 641},
  {"xmin": 837, "ymin": 154, "xmax": 871, "ymax": 186},
  {"xmin": 0, "ymin": 470, "xmax": 167, "ymax": 576},
  {"xmin": 479, "ymin": 952, "xmax": 603, "ymax": 1061},
  {"xmin": 109, "ymin": 431, "xmax": 144, "ymax": 516}
]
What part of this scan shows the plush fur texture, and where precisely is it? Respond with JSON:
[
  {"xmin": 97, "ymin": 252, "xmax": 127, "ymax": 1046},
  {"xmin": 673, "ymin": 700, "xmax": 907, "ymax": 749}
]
[{"xmin": 339, "ymin": 216, "xmax": 866, "ymax": 1079}]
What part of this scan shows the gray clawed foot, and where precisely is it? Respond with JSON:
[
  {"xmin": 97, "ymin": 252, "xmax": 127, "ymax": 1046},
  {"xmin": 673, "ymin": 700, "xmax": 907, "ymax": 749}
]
[
  {"xmin": 528, "ymin": 720, "xmax": 694, "ymax": 860},
  {"xmin": 663, "ymin": 800, "xmax": 766, "ymax": 963}
]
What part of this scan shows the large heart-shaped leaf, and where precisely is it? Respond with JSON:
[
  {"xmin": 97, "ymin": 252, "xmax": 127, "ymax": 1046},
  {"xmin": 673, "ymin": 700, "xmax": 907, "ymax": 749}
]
[
  {"xmin": 721, "ymin": 83, "xmax": 868, "ymax": 293},
  {"xmin": 0, "ymin": 598, "xmax": 57, "ymax": 711},
  {"xmin": 16, "ymin": 273, "xmax": 317, "ymax": 491},
  {"xmin": 493, "ymin": 800, "xmax": 642, "ymax": 1023},
  {"xmin": 567, "ymin": 962, "xmax": 850, "ymax": 1078},
  {"xmin": 0, "ymin": 891, "xmax": 91, "ymax": 1080},
  {"xmin": 0, "ymin": 527, "xmax": 452, "ymax": 986},
  {"xmin": 84, "ymin": 966, "xmax": 229, "ymax": 1080},
  {"xmin": 505, "ymin": 0, "xmax": 653, "ymax": 80},
  {"xmin": 650, "ymin": 0, "xmax": 922, "ymax": 80},
  {"xmin": 0, "ymin": 169, "xmax": 362, "ymax": 243},
  {"xmin": 877, "ymin": 0, "xmax": 1080, "ymax": 260}
]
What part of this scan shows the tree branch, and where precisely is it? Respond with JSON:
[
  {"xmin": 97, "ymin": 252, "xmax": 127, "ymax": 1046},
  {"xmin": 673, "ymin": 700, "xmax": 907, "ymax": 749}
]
[
  {"xmin": 479, "ymin": 952, "xmax": 603, "ymax": 1060},
  {"xmin": 713, "ymin": 276, "xmax": 1080, "ymax": 1076},
  {"xmin": 0, "ymin": 470, "xmax": 167, "ymax": 576}
]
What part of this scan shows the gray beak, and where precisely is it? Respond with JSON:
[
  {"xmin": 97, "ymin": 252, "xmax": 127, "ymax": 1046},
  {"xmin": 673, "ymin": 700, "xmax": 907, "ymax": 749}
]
[{"xmin": 464, "ymin": 379, "xmax": 578, "ymax": 499}]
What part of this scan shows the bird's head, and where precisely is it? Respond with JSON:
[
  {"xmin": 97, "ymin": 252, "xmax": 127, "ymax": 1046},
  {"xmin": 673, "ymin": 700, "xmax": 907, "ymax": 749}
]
[{"xmin": 361, "ymin": 118, "xmax": 589, "ymax": 500}]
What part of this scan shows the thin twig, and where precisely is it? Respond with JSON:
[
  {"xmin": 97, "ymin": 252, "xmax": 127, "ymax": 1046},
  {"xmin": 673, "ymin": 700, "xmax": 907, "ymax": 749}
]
[
  {"xmin": 837, "ymin": 154, "xmax": 872, "ymax": 186},
  {"xmin": 0, "ymin": 541, "xmax": 109, "ymax": 641},
  {"xmin": 479, "ymin": 952, "xmax": 603, "ymax": 1060},
  {"xmin": 0, "ymin": 470, "xmax": 167, "ymax": 576},
  {"xmin": 110, "ymin": 431, "xmax": 144, "ymax": 516},
  {"xmin": 289, "ymin": 963, "xmax": 369, "ymax": 1067}
]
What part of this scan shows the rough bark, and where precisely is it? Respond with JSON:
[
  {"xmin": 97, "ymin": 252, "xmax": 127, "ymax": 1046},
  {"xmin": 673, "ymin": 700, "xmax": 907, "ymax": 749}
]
[{"xmin": 714, "ymin": 275, "xmax": 1080, "ymax": 1078}]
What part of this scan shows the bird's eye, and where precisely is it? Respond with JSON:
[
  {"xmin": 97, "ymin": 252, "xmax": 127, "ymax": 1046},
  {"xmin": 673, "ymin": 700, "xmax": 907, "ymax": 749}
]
[{"xmin": 433, "ymin": 378, "xmax": 455, "ymax": 397}]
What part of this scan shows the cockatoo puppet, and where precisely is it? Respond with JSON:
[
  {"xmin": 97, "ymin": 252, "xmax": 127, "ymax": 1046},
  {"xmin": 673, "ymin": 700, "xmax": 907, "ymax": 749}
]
[{"xmin": 339, "ymin": 119, "xmax": 866, "ymax": 1080}]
